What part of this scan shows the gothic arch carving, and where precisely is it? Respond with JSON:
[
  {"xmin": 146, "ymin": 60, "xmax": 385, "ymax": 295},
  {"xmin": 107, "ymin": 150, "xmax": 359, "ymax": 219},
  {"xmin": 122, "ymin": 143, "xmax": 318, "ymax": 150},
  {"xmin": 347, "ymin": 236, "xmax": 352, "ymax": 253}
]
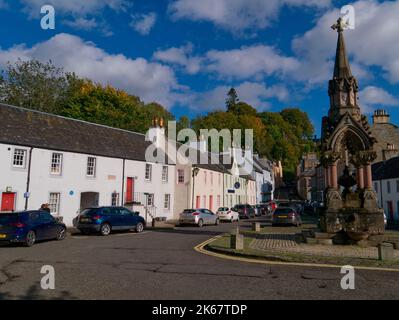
[{"xmin": 329, "ymin": 125, "xmax": 371, "ymax": 153}]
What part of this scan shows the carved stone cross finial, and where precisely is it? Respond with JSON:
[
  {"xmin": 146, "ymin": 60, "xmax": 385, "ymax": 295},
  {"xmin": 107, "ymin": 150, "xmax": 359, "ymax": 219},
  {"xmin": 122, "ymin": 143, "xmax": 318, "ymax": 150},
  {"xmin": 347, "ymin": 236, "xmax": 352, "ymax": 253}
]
[{"xmin": 331, "ymin": 17, "xmax": 347, "ymax": 32}]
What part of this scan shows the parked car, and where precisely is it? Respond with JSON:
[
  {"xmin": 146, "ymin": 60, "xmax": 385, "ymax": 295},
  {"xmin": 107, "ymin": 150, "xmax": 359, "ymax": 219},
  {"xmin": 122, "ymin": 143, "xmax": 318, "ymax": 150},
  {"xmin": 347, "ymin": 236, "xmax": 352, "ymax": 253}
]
[
  {"xmin": 75, "ymin": 207, "xmax": 146, "ymax": 236},
  {"xmin": 254, "ymin": 205, "xmax": 263, "ymax": 216},
  {"xmin": 266, "ymin": 201, "xmax": 278, "ymax": 213},
  {"xmin": 179, "ymin": 209, "xmax": 219, "ymax": 227},
  {"xmin": 0, "ymin": 210, "xmax": 66, "ymax": 247},
  {"xmin": 272, "ymin": 207, "xmax": 302, "ymax": 227},
  {"xmin": 234, "ymin": 204, "xmax": 256, "ymax": 219},
  {"xmin": 216, "ymin": 207, "xmax": 240, "ymax": 222}
]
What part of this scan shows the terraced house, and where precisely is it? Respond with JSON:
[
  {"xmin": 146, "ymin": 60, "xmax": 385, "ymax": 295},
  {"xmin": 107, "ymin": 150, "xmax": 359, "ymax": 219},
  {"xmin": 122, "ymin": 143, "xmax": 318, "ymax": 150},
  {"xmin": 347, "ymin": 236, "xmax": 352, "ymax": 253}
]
[
  {"xmin": 0, "ymin": 103, "xmax": 175, "ymax": 227},
  {"xmin": 0, "ymin": 103, "xmax": 274, "ymax": 226}
]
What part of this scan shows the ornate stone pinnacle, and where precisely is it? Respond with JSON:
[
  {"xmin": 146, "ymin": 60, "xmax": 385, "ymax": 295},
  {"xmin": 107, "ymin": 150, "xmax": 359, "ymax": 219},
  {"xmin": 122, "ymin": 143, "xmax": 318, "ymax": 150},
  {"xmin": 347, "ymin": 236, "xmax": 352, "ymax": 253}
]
[{"xmin": 331, "ymin": 17, "xmax": 347, "ymax": 33}]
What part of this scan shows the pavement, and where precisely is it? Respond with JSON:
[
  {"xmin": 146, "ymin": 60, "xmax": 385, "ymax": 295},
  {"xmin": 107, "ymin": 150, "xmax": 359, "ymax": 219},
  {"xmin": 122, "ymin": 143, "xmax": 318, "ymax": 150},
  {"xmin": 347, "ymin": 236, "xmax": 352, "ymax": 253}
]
[{"xmin": 0, "ymin": 217, "xmax": 398, "ymax": 300}]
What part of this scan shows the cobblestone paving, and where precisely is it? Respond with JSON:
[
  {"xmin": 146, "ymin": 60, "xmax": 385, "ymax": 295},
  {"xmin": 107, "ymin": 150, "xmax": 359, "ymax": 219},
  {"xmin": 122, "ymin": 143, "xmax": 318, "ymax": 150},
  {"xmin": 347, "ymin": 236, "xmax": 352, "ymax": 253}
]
[
  {"xmin": 249, "ymin": 234, "xmax": 298, "ymax": 250},
  {"xmin": 249, "ymin": 234, "xmax": 399, "ymax": 259}
]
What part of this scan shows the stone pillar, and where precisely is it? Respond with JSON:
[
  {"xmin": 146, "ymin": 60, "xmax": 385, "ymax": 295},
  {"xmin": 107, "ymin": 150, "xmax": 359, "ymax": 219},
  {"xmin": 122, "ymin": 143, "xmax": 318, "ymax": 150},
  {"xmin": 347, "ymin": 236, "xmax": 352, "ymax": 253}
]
[
  {"xmin": 357, "ymin": 166, "xmax": 364, "ymax": 189},
  {"xmin": 330, "ymin": 162, "xmax": 338, "ymax": 189},
  {"xmin": 324, "ymin": 167, "xmax": 330, "ymax": 188},
  {"xmin": 364, "ymin": 163, "xmax": 372, "ymax": 189}
]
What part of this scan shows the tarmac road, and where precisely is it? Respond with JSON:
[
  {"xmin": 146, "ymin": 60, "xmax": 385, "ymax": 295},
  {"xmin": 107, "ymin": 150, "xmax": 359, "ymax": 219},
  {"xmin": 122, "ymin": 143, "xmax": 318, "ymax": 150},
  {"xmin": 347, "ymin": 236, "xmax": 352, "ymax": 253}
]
[{"xmin": 0, "ymin": 217, "xmax": 398, "ymax": 300}]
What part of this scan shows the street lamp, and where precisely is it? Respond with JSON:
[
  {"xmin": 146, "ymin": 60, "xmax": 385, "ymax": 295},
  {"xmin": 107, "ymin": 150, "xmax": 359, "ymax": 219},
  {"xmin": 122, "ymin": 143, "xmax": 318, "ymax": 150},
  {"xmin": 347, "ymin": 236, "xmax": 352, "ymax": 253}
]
[{"xmin": 191, "ymin": 167, "xmax": 200, "ymax": 209}]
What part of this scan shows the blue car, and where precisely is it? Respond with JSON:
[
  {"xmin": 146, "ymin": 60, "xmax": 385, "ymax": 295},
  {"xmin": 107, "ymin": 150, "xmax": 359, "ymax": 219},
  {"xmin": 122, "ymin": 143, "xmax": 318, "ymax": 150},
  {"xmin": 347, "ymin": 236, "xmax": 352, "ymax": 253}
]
[
  {"xmin": 0, "ymin": 211, "xmax": 67, "ymax": 247},
  {"xmin": 75, "ymin": 207, "xmax": 146, "ymax": 236}
]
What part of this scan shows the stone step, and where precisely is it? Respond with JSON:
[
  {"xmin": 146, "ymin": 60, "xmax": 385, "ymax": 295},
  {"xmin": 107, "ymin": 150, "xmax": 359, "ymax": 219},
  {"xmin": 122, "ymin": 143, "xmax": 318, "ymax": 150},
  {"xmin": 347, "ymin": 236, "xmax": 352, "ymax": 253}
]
[
  {"xmin": 305, "ymin": 238, "xmax": 318, "ymax": 244},
  {"xmin": 314, "ymin": 232, "xmax": 334, "ymax": 240},
  {"xmin": 316, "ymin": 238, "xmax": 333, "ymax": 245}
]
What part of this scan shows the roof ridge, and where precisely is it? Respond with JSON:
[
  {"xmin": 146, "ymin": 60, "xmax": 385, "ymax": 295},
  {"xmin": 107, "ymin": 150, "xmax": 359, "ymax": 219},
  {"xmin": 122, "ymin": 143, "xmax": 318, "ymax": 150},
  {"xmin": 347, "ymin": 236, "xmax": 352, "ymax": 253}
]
[{"xmin": 0, "ymin": 103, "xmax": 147, "ymax": 138}]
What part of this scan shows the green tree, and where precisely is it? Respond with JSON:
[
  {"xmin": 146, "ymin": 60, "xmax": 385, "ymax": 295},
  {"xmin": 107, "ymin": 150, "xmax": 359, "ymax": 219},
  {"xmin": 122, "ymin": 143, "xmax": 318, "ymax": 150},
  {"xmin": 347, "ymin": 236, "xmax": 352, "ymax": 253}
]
[
  {"xmin": 225, "ymin": 87, "xmax": 239, "ymax": 112},
  {"xmin": 0, "ymin": 59, "xmax": 82, "ymax": 113},
  {"xmin": 62, "ymin": 81, "xmax": 174, "ymax": 134},
  {"xmin": 177, "ymin": 115, "xmax": 191, "ymax": 132}
]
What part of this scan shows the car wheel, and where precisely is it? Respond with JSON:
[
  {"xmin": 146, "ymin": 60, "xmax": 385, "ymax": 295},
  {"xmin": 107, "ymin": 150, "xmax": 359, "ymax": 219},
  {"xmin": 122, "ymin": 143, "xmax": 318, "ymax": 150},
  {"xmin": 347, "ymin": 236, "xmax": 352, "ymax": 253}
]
[
  {"xmin": 198, "ymin": 219, "xmax": 204, "ymax": 228},
  {"xmin": 57, "ymin": 227, "xmax": 66, "ymax": 241},
  {"xmin": 100, "ymin": 223, "xmax": 111, "ymax": 236},
  {"xmin": 25, "ymin": 230, "xmax": 36, "ymax": 247},
  {"xmin": 215, "ymin": 218, "xmax": 220, "ymax": 226},
  {"xmin": 135, "ymin": 222, "xmax": 144, "ymax": 233}
]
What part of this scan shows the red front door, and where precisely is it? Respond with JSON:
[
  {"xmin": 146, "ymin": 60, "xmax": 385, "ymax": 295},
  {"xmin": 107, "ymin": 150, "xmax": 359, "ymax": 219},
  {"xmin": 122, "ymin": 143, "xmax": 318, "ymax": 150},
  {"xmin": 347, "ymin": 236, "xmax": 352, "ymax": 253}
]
[
  {"xmin": 209, "ymin": 195, "xmax": 213, "ymax": 211},
  {"xmin": 1, "ymin": 193, "xmax": 15, "ymax": 211},
  {"xmin": 126, "ymin": 178, "xmax": 134, "ymax": 203}
]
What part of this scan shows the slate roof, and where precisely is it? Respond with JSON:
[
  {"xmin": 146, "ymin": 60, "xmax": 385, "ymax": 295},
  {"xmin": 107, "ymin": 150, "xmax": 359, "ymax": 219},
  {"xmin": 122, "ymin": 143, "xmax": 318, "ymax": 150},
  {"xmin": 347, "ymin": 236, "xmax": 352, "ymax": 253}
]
[
  {"xmin": 194, "ymin": 152, "xmax": 229, "ymax": 174},
  {"xmin": 372, "ymin": 156, "xmax": 399, "ymax": 180},
  {"xmin": 371, "ymin": 122, "xmax": 399, "ymax": 163},
  {"xmin": 0, "ymin": 103, "xmax": 171, "ymax": 164}
]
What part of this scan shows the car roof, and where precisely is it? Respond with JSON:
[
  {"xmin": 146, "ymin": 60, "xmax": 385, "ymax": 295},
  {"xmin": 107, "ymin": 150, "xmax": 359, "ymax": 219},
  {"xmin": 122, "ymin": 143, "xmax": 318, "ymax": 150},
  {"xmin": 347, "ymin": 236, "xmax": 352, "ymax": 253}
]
[{"xmin": 0, "ymin": 210, "xmax": 40, "ymax": 214}]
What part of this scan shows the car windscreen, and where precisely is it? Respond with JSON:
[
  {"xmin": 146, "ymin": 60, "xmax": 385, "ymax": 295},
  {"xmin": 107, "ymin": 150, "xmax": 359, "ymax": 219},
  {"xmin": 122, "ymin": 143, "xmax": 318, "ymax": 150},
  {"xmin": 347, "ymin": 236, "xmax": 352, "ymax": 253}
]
[
  {"xmin": 80, "ymin": 208, "xmax": 99, "ymax": 216},
  {"xmin": 218, "ymin": 207, "xmax": 228, "ymax": 211},
  {"xmin": 274, "ymin": 208, "xmax": 293, "ymax": 214}
]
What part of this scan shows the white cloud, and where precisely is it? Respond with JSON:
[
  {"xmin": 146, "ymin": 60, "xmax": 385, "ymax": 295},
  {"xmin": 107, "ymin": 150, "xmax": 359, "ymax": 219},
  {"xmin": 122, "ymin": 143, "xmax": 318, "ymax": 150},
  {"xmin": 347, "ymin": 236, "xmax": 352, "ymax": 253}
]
[
  {"xmin": 153, "ymin": 43, "xmax": 202, "ymax": 74},
  {"xmin": 168, "ymin": 0, "xmax": 331, "ymax": 33},
  {"xmin": 292, "ymin": 0, "xmax": 399, "ymax": 84},
  {"xmin": 0, "ymin": 33, "xmax": 182, "ymax": 108},
  {"xmin": 189, "ymin": 82, "xmax": 290, "ymax": 112},
  {"xmin": 17, "ymin": 0, "xmax": 127, "ymax": 33},
  {"xmin": 19, "ymin": 0, "xmax": 126, "ymax": 17},
  {"xmin": 360, "ymin": 86, "xmax": 399, "ymax": 114},
  {"xmin": 63, "ymin": 17, "xmax": 98, "ymax": 30},
  {"xmin": 154, "ymin": 44, "xmax": 300, "ymax": 80},
  {"xmin": 130, "ymin": 12, "xmax": 157, "ymax": 36},
  {"xmin": 205, "ymin": 45, "xmax": 300, "ymax": 80}
]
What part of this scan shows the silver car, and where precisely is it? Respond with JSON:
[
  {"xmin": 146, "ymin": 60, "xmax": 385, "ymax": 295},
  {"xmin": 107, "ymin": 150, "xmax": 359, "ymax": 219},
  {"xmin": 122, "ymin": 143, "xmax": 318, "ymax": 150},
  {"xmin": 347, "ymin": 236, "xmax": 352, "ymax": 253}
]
[{"xmin": 178, "ymin": 208, "xmax": 220, "ymax": 227}]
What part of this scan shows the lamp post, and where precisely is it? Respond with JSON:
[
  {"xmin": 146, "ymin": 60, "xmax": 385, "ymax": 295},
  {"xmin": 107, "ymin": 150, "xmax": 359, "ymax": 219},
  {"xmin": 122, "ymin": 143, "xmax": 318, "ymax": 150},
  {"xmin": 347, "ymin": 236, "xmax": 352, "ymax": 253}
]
[{"xmin": 191, "ymin": 167, "xmax": 200, "ymax": 209}]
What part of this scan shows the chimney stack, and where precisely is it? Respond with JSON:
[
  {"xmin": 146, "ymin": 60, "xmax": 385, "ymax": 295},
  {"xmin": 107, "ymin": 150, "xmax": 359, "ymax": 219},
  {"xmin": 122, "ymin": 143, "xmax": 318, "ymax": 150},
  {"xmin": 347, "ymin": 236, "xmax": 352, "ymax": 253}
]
[{"xmin": 373, "ymin": 110, "xmax": 390, "ymax": 124}]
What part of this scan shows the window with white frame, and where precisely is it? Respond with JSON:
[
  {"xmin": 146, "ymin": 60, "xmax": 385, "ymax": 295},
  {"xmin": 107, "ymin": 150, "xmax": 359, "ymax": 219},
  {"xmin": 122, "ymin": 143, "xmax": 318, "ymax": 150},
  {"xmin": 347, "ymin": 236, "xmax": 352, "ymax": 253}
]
[
  {"xmin": 50, "ymin": 153, "xmax": 63, "ymax": 175},
  {"xmin": 177, "ymin": 169, "xmax": 185, "ymax": 184},
  {"xmin": 145, "ymin": 163, "xmax": 152, "ymax": 181},
  {"xmin": 204, "ymin": 171, "xmax": 207, "ymax": 184},
  {"xmin": 147, "ymin": 193, "xmax": 154, "ymax": 206},
  {"xmin": 111, "ymin": 192, "xmax": 119, "ymax": 206},
  {"xmin": 164, "ymin": 194, "xmax": 170, "ymax": 210},
  {"xmin": 13, "ymin": 149, "xmax": 27, "ymax": 168},
  {"xmin": 48, "ymin": 193, "xmax": 60, "ymax": 215},
  {"xmin": 210, "ymin": 172, "xmax": 213, "ymax": 185},
  {"xmin": 86, "ymin": 156, "xmax": 96, "ymax": 177},
  {"xmin": 162, "ymin": 166, "xmax": 168, "ymax": 182}
]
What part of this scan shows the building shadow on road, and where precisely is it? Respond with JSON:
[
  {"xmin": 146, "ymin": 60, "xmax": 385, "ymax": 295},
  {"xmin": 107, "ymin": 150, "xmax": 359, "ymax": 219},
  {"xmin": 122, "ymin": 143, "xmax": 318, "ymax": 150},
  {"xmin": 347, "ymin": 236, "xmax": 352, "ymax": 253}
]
[{"xmin": 0, "ymin": 284, "xmax": 78, "ymax": 300}]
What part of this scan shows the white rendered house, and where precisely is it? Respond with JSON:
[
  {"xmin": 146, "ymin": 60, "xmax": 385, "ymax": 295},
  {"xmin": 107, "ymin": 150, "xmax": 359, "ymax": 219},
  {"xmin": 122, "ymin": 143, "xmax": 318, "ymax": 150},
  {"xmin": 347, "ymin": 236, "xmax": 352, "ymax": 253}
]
[{"xmin": 0, "ymin": 104, "xmax": 175, "ymax": 227}]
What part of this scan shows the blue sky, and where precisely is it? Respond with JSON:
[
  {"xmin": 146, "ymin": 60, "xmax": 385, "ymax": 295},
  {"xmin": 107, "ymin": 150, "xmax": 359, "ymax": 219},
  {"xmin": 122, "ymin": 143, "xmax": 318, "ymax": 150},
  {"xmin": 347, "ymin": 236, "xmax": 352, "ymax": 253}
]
[{"xmin": 0, "ymin": 0, "xmax": 398, "ymax": 136}]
